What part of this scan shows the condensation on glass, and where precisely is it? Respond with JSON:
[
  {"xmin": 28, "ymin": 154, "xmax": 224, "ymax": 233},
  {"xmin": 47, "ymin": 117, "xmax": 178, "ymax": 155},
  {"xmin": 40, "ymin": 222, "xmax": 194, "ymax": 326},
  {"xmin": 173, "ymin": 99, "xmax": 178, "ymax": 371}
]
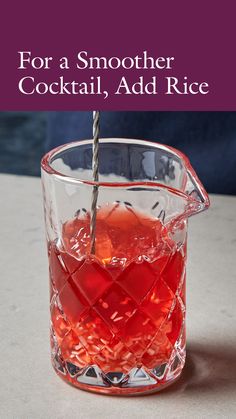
[{"xmin": 41, "ymin": 139, "xmax": 209, "ymax": 395}]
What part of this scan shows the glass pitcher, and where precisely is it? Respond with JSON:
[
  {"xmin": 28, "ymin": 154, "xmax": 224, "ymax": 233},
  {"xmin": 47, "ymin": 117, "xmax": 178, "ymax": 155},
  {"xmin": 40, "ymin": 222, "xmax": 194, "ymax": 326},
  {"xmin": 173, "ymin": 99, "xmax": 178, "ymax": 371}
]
[{"xmin": 41, "ymin": 138, "xmax": 209, "ymax": 395}]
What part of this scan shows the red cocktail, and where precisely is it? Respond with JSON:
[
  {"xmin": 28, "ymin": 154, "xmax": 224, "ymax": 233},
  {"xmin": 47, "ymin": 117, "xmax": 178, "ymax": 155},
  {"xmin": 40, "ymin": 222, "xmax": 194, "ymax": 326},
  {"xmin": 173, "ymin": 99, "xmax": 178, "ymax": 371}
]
[{"xmin": 49, "ymin": 203, "xmax": 186, "ymax": 394}]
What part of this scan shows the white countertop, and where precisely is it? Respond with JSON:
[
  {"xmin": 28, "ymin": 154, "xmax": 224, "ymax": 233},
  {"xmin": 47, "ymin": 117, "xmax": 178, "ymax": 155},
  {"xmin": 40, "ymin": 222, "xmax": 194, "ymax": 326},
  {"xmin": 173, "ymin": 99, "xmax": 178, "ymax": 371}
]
[{"xmin": 0, "ymin": 174, "xmax": 236, "ymax": 419}]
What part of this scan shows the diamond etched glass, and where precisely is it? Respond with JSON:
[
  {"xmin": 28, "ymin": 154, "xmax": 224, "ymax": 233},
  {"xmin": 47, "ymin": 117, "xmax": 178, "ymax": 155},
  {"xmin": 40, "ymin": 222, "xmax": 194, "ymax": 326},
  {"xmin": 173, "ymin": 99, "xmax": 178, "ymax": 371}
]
[{"xmin": 41, "ymin": 139, "xmax": 209, "ymax": 395}]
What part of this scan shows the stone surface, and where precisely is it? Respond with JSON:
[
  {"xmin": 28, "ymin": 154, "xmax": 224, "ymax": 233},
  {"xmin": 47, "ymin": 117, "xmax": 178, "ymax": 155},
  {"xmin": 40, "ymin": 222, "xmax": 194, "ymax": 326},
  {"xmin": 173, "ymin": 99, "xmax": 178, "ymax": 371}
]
[{"xmin": 0, "ymin": 174, "xmax": 236, "ymax": 418}]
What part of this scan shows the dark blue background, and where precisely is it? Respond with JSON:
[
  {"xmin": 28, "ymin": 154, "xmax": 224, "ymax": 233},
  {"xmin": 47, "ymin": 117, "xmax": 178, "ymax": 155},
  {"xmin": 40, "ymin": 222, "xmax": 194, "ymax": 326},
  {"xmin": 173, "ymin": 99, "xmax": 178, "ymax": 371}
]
[{"xmin": 0, "ymin": 111, "xmax": 235, "ymax": 194}]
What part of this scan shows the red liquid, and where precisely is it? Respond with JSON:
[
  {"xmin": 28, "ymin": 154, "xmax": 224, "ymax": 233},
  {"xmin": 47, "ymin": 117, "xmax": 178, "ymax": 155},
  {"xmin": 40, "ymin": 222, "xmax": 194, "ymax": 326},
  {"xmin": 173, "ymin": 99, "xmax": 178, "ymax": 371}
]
[{"xmin": 49, "ymin": 203, "xmax": 185, "ymax": 391}]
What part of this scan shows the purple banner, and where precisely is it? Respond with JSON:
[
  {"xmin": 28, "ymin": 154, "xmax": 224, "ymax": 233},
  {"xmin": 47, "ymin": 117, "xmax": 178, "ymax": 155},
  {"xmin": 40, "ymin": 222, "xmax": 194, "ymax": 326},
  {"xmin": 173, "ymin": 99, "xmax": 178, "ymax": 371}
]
[{"xmin": 1, "ymin": 1, "xmax": 236, "ymax": 110}]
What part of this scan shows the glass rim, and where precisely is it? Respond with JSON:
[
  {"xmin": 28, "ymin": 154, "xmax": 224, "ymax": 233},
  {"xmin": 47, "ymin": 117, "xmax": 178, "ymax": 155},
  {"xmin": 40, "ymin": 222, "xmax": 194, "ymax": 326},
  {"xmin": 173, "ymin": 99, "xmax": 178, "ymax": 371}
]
[{"xmin": 41, "ymin": 138, "xmax": 209, "ymax": 205}]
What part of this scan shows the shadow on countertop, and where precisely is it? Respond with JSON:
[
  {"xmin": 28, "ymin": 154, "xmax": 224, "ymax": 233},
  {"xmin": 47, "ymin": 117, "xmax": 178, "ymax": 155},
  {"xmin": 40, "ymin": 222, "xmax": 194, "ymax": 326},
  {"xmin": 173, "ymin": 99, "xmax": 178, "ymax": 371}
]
[{"xmin": 154, "ymin": 341, "xmax": 236, "ymax": 397}]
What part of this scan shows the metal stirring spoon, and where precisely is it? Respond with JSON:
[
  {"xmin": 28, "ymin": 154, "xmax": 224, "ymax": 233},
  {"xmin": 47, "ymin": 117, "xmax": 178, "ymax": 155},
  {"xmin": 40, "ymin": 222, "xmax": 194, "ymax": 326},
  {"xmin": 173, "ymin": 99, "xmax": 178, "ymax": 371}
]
[{"xmin": 90, "ymin": 110, "xmax": 100, "ymax": 254}]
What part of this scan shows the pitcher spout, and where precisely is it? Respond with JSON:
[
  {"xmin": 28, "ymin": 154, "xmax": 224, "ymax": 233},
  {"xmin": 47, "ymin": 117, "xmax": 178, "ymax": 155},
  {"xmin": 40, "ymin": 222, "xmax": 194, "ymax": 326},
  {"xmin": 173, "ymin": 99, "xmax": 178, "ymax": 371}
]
[
  {"xmin": 142, "ymin": 142, "xmax": 210, "ymax": 223},
  {"xmin": 182, "ymin": 159, "xmax": 210, "ymax": 217}
]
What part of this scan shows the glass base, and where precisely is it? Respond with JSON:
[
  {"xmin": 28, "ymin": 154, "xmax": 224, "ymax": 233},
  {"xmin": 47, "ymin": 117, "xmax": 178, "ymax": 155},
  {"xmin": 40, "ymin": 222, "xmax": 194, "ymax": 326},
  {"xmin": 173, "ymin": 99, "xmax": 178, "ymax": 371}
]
[{"xmin": 52, "ymin": 349, "xmax": 185, "ymax": 395}]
